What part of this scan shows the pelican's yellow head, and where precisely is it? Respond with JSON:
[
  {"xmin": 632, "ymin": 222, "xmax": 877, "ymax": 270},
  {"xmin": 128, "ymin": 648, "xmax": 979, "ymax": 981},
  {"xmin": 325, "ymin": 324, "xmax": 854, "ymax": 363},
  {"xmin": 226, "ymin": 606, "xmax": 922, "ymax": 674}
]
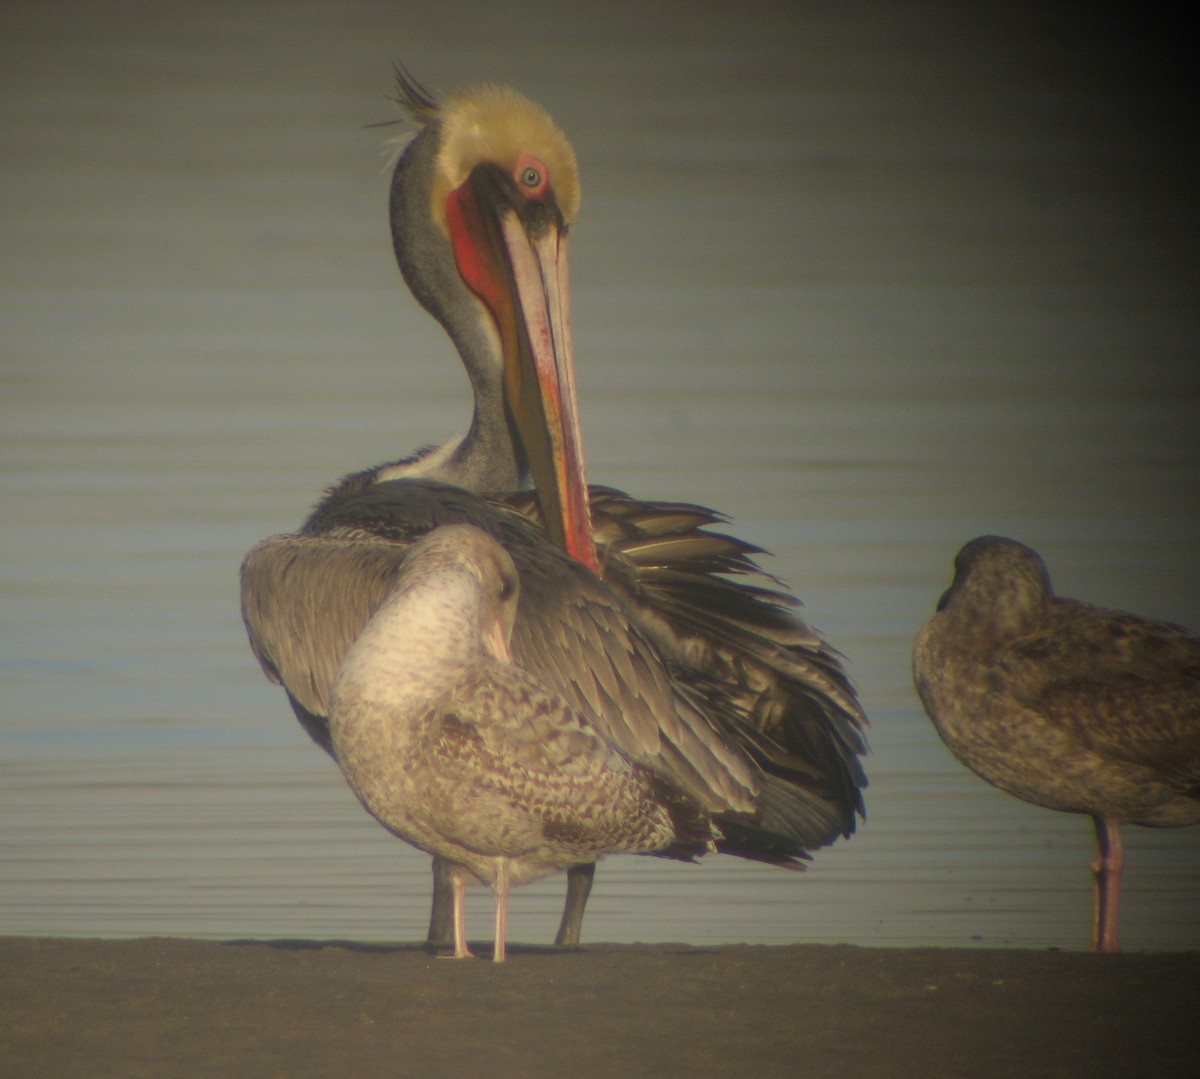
[{"xmin": 397, "ymin": 75, "xmax": 581, "ymax": 237}]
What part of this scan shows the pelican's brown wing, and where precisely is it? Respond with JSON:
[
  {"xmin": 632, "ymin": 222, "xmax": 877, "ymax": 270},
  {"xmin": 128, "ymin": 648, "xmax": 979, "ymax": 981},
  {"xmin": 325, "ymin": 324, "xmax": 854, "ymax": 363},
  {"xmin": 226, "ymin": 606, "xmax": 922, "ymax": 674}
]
[
  {"xmin": 241, "ymin": 478, "xmax": 760, "ymax": 817},
  {"xmin": 241, "ymin": 535, "xmax": 407, "ymax": 752},
  {"xmin": 503, "ymin": 528, "xmax": 759, "ymax": 814},
  {"xmin": 506, "ymin": 484, "xmax": 869, "ymax": 843}
]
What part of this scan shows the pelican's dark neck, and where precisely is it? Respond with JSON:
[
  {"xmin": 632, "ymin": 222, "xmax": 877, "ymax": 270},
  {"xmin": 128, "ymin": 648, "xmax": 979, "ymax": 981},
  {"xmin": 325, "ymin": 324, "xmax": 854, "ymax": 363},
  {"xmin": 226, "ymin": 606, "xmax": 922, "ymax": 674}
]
[
  {"xmin": 389, "ymin": 123, "xmax": 528, "ymax": 495},
  {"xmin": 450, "ymin": 340, "xmax": 528, "ymax": 493}
]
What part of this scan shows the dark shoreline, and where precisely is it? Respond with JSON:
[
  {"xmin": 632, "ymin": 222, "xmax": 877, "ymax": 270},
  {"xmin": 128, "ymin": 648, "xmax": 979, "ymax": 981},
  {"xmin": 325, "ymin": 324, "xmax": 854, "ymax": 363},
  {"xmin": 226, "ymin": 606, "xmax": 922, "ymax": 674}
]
[{"xmin": 3, "ymin": 936, "xmax": 1197, "ymax": 1077}]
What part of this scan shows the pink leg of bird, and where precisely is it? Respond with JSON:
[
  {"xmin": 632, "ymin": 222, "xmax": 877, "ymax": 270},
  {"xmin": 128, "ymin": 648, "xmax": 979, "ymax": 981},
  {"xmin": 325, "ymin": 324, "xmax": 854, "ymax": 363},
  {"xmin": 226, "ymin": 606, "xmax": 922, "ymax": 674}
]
[
  {"xmin": 492, "ymin": 860, "xmax": 510, "ymax": 963},
  {"xmin": 451, "ymin": 870, "xmax": 474, "ymax": 959},
  {"xmin": 1091, "ymin": 817, "xmax": 1125, "ymax": 953}
]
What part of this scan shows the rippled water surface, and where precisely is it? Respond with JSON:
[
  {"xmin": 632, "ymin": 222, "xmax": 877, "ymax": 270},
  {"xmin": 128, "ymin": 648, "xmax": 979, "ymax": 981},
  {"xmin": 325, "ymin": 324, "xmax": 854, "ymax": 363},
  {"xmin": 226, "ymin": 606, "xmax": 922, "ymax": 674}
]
[{"xmin": 4, "ymin": 2, "xmax": 1198, "ymax": 950}]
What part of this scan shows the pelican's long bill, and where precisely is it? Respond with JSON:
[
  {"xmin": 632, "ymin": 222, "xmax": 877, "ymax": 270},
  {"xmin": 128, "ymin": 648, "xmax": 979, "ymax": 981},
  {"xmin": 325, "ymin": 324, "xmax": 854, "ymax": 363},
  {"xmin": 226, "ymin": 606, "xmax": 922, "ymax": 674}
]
[{"xmin": 443, "ymin": 161, "xmax": 599, "ymax": 576}]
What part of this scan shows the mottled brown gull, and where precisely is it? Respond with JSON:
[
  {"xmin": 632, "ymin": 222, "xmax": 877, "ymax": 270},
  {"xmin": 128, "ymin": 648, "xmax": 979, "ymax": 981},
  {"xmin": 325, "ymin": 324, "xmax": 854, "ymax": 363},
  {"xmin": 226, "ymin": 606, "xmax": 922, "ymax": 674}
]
[
  {"xmin": 329, "ymin": 524, "xmax": 714, "ymax": 961},
  {"xmin": 914, "ymin": 535, "xmax": 1200, "ymax": 951}
]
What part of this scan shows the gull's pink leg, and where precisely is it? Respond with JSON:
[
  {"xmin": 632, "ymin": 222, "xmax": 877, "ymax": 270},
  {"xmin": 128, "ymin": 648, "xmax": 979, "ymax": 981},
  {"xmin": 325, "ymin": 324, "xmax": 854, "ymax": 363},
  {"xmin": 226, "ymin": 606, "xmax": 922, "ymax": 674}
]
[
  {"xmin": 492, "ymin": 860, "xmax": 510, "ymax": 963},
  {"xmin": 451, "ymin": 870, "xmax": 474, "ymax": 959},
  {"xmin": 1091, "ymin": 817, "xmax": 1125, "ymax": 953}
]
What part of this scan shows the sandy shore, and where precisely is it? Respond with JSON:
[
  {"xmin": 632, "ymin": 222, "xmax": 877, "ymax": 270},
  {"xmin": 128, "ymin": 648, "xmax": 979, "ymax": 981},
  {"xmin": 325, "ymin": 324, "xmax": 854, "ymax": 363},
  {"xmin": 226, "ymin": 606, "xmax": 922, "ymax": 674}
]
[{"xmin": 2, "ymin": 937, "xmax": 1196, "ymax": 1078}]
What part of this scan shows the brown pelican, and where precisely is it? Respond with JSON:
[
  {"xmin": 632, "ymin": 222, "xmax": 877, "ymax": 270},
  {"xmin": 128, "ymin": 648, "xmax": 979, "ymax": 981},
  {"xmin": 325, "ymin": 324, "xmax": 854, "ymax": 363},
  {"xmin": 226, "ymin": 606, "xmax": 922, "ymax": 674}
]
[
  {"xmin": 913, "ymin": 536, "xmax": 1200, "ymax": 952},
  {"xmin": 329, "ymin": 523, "xmax": 715, "ymax": 961},
  {"xmin": 241, "ymin": 72, "xmax": 868, "ymax": 948}
]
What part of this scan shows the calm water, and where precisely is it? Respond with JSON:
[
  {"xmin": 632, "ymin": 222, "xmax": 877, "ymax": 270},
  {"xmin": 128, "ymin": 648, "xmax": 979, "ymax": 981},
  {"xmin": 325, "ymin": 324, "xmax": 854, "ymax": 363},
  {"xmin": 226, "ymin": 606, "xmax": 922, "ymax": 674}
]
[{"xmin": 3, "ymin": 2, "xmax": 1198, "ymax": 951}]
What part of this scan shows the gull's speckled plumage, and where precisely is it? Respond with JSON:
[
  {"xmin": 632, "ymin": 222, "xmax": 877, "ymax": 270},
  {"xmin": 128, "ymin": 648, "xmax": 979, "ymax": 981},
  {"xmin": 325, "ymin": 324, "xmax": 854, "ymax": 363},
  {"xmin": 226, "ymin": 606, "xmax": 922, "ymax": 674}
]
[
  {"xmin": 914, "ymin": 535, "xmax": 1200, "ymax": 951},
  {"xmin": 329, "ymin": 524, "xmax": 713, "ymax": 960}
]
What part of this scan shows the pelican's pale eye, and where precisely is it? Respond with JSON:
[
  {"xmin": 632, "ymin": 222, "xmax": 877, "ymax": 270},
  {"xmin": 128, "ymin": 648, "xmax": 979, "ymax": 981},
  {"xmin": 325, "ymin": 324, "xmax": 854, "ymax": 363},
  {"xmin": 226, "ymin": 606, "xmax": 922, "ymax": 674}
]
[{"xmin": 513, "ymin": 152, "xmax": 551, "ymax": 200}]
